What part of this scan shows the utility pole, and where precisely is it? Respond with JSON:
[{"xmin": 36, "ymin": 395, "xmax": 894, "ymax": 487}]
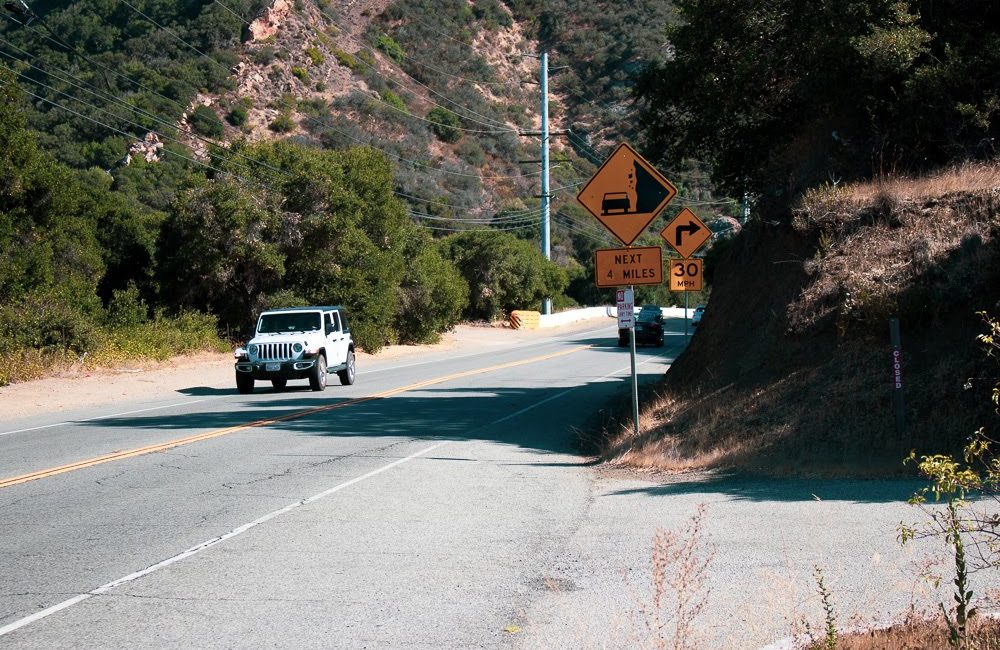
[
  {"xmin": 518, "ymin": 52, "xmax": 558, "ymax": 315},
  {"xmin": 539, "ymin": 51, "xmax": 552, "ymax": 315}
]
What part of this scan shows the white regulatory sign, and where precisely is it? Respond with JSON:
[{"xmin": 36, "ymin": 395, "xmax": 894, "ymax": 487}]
[{"xmin": 616, "ymin": 288, "xmax": 634, "ymax": 329}]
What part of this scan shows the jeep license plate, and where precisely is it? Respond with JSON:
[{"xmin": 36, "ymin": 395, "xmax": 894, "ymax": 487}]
[{"xmin": 265, "ymin": 363, "xmax": 281, "ymax": 372}]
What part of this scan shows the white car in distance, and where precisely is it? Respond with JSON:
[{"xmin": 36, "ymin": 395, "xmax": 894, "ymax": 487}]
[{"xmin": 691, "ymin": 305, "xmax": 706, "ymax": 327}]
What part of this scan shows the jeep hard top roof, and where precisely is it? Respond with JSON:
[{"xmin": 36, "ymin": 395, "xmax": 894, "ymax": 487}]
[{"xmin": 261, "ymin": 306, "xmax": 345, "ymax": 313}]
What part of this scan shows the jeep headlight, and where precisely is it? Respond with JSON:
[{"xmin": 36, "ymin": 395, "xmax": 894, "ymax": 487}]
[
  {"xmin": 293, "ymin": 342, "xmax": 303, "ymax": 354},
  {"xmin": 248, "ymin": 344, "xmax": 258, "ymax": 357}
]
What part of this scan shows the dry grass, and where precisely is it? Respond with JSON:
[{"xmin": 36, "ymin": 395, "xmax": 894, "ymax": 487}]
[
  {"xmin": 633, "ymin": 505, "xmax": 715, "ymax": 650},
  {"xmin": 0, "ymin": 348, "xmax": 75, "ymax": 386},
  {"xmin": 802, "ymin": 613, "xmax": 1000, "ymax": 649},
  {"xmin": 790, "ymin": 165, "xmax": 1000, "ymax": 336},
  {"xmin": 798, "ymin": 163, "xmax": 1000, "ymax": 224},
  {"xmin": 836, "ymin": 163, "xmax": 1000, "ymax": 205}
]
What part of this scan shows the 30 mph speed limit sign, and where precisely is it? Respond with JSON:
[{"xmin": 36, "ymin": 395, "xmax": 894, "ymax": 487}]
[{"xmin": 669, "ymin": 258, "xmax": 703, "ymax": 291}]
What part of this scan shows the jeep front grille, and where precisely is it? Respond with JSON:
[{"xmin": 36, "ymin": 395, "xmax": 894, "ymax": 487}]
[{"xmin": 257, "ymin": 343, "xmax": 294, "ymax": 361}]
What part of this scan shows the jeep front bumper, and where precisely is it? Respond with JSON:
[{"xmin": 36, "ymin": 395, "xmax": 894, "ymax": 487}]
[{"xmin": 235, "ymin": 359, "xmax": 317, "ymax": 380}]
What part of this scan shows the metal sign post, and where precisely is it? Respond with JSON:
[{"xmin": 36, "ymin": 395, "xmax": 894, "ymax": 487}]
[
  {"xmin": 616, "ymin": 288, "xmax": 640, "ymax": 437},
  {"xmin": 685, "ymin": 291, "xmax": 689, "ymax": 338},
  {"xmin": 629, "ymin": 286, "xmax": 639, "ymax": 437}
]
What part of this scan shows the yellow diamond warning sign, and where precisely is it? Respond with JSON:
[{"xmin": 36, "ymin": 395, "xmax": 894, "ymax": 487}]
[
  {"xmin": 577, "ymin": 143, "xmax": 678, "ymax": 246},
  {"xmin": 660, "ymin": 208, "xmax": 711, "ymax": 259}
]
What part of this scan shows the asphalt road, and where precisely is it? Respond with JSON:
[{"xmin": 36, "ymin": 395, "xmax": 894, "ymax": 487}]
[{"xmin": 0, "ymin": 318, "xmax": 977, "ymax": 648}]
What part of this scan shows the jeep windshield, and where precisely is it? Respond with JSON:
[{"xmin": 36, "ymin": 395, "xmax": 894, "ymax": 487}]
[{"xmin": 257, "ymin": 312, "xmax": 322, "ymax": 334}]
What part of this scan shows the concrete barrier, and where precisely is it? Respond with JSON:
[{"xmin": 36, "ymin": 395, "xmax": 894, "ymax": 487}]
[
  {"xmin": 509, "ymin": 310, "xmax": 541, "ymax": 329},
  {"xmin": 517, "ymin": 305, "xmax": 691, "ymax": 329},
  {"xmin": 538, "ymin": 306, "xmax": 614, "ymax": 328}
]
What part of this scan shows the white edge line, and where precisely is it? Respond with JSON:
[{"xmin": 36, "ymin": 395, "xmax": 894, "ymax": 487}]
[{"xmin": 0, "ymin": 440, "xmax": 449, "ymax": 639}]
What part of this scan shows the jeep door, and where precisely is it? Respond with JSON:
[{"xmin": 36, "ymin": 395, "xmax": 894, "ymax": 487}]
[{"xmin": 324, "ymin": 311, "xmax": 349, "ymax": 367}]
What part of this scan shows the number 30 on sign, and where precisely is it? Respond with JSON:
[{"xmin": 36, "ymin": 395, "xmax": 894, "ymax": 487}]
[{"xmin": 670, "ymin": 259, "xmax": 703, "ymax": 292}]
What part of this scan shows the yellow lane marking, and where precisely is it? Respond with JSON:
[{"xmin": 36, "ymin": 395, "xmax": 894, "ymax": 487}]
[{"xmin": 0, "ymin": 345, "xmax": 591, "ymax": 490}]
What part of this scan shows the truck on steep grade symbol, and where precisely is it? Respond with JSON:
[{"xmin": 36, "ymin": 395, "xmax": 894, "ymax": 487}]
[{"xmin": 601, "ymin": 192, "xmax": 631, "ymax": 215}]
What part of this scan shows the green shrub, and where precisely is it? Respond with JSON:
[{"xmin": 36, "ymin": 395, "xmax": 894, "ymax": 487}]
[
  {"xmin": 189, "ymin": 105, "xmax": 224, "ymax": 138},
  {"xmin": 269, "ymin": 112, "xmax": 295, "ymax": 132},
  {"xmin": 333, "ymin": 48, "xmax": 358, "ymax": 70},
  {"xmin": 381, "ymin": 90, "xmax": 406, "ymax": 112},
  {"xmin": 106, "ymin": 284, "xmax": 148, "ymax": 328},
  {"xmin": 251, "ymin": 46, "xmax": 276, "ymax": 65},
  {"xmin": 291, "ymin": 66, "xmax": 309, "ymax": 82},
  {"xmin": 427, "ymin": 106, "xmax": 461, "ymax": 143},
  {"xmin": 89, "ymin": 310, "xmax": 227, "ymax": 366},
  {"xmin": 441, "ymin": 230, "xmax": 568, "ymax": 320},
  {"xmin": 0, "ymin": 287, "xmax": 101, "ymax": 355},
  {"xmin": 375, "ymin": 34, "xmax": 405, "ymax": 63},
  {"xmin": 456, "ymin": 139, "xmax": 486, "ymax": 167},
  {"xmin": 395, "ymin": 235, "xmax": 468, "ymax": 344},
  {"xmin": 226, "ymin": 103, "xmax": 250, "ymax": 126},
  {"xmin": 305, "ymin": 46, "xmax": 325, "ymax": 65}
]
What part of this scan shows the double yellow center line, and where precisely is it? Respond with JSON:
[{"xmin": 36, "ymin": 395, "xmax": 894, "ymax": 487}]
[{"xmin": 0, "ymin": 344, "xmax": 590, "ymax": 490}]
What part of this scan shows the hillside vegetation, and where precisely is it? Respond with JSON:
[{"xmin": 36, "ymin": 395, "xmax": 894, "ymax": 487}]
[
  {"xmin": 600, "ymin": 165, "xmax": 1000, "ymax": 473},
  {"xmin": 1, "ymin": 0, "xmax": 748, "ymax": 384}
]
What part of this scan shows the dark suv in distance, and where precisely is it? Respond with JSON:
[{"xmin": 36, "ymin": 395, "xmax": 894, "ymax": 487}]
[{"xmin": 618, "ymin": 305, "xmax": 665, "ymax": 347}]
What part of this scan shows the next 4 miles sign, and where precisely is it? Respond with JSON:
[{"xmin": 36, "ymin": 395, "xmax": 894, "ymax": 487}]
[{"xmin": 593, "ymin": 246, "xmax": 663, "ymax": 288}]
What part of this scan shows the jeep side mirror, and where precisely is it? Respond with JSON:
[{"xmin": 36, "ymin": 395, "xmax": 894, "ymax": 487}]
[{"xmin": 325, "ymin": 324, "xmax": 334, "ymax": 335}]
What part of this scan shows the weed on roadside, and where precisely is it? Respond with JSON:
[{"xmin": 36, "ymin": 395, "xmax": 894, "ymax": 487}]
[{"xmin": 633, "ymin": 504, "xmax": 715, "ymax": 649}]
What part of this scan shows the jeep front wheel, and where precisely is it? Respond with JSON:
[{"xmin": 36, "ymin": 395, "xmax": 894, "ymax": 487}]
[
  {"xmin": 338, "ymin": 350, "xmax": 356, "ymax": 386},
  {"xmin": 236, "ymin": 373, "xmax": 254, "ymax": 394},
  {"xmin": 309, "ymin": 354, "xmax": 327, "ymax": 391}
]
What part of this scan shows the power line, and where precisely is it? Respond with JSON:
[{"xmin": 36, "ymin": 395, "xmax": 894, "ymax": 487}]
[
  {"xmin": 393, "ymin": 16, "xmax": 528, "ymax": 88},
  {"xmin": 0, "ymin": 37, "xmax": 298, "ymax": 182},
  {"xmin": 1, "ymin": 71, "xmax": 272, "ymax": 191},
  {"xmin": 117, "ymin": 0, "xmax": 541, "ymax": 180},
  {"xmin": 410, "ymin": 216, "xmax": 538, "ymax": 233},
  {"xmin": 407, "ymin": 209, "xmax": 541, "ymax": 224},
  {"xmin": 212, "ymin": 0, "xmax": 516, "ymax": 133}
]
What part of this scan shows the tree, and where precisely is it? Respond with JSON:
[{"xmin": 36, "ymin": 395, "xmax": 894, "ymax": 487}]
[
  {"xmin": 636, "ymin": 0, "xmax": 1000, "ymax": 206},
  {"xmin": 441, "ymin": 230, "xmax": 568, "ymax": 320},
  {"xmin": 157, "ymin": 177, "xmax": 290, "ymax": 328},
  {"xmin": 0, "ymin": 71, "xmax": 104, "ymax": 307},
  {"xmin": 395, "ymin": 231, "xmax": 468, "ymax": 344}
]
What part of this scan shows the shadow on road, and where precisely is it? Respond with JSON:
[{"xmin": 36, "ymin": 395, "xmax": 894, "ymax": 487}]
[
  {"xmin": 83, "ymin": 376, "xmax": 648, "ymax": 458},
  {"xmin": 604, "ymin": 473, "xmax": 923, "ymax": 503}
]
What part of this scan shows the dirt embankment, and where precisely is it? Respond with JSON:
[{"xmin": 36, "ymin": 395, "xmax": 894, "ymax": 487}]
[{"xmin": 599, "ymin": 167, "xmax": 1000, "ymax": 475}]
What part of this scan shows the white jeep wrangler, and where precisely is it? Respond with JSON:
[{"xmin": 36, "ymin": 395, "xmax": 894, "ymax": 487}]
[{"xmin": 234, "ymin": 306, "xmax": 356, "ymax": 393}]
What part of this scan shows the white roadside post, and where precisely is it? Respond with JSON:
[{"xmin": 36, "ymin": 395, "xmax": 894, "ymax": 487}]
[{"xmin": 617, "ymin": 288, "xmax": 638, "ymax": 437}]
